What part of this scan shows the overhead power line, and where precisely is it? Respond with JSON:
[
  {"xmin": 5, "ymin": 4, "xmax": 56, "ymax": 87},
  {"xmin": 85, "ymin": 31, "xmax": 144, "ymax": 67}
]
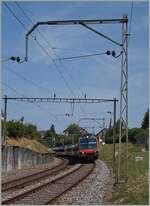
[
  {"xmin": 54, "ymin": 50, "xmax": 123, "ymax": 61},
  {"xmin": 3, "ymin": 2, "xmax": 28, "ymax": 31},
  {"xmin": 4, "ymin": 2, "xmax": 87, "ymax": 116},
  {"xmin": 3, "ymin": 2, "xmax": 75, "ymax": 98},
  {"xmin": 2, "ymin": 82, "xmax": 23, "ymax": 96},
  {"xmin": 15, "ymin": 2, "xmax": 86, "ymax": 98},
  {"xmin": 57, "ymin": 61, "xmax": 85, "ymax": 97},
  {"xmin": 5, "ymin": 66, "xmax": 53, "ymax": 96},
  {"xmin": 55, "ymin": 52, "xmax": 107, "ymax": 61},
  {"xmin": 2, "ymin": 82, "xmax": 61, "ymax": 123},
  {"xmin": 15, "ymin": 2, "xmax": 54, "ymax": 50}
]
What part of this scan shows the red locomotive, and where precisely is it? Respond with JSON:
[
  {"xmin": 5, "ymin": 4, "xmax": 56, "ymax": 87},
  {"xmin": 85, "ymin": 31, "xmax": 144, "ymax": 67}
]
[
  {"xmin": 77, "ymin": 136, "xmax": 99, "ymax": 161},
  {"xmin": 53, "ymin": 136, "xmax": 99, "ymax": 162}
]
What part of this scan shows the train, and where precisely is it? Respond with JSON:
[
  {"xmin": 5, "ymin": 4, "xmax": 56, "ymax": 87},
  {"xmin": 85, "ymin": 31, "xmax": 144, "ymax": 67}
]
[{"xmin": 53, "ymin": 136, "xmax": 99, "ymax": 162}]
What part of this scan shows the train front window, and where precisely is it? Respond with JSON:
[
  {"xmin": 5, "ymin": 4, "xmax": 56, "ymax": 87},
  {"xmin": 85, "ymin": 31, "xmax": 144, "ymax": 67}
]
[{"xmin": 79, "ymin": 143, "xmax": 97, "ymax": 149}]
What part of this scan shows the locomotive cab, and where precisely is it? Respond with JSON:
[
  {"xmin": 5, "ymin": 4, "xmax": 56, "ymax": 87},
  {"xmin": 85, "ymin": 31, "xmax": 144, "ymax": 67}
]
[{"xmin": 78, "ymin": 136, "xmax": 99, "ymax": 161}]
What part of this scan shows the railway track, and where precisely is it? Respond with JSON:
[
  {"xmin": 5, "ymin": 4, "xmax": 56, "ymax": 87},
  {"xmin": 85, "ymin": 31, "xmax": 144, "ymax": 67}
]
[
  {"xmin": 2, "ymin": 163, "xmax": 95, "ymax": 205},
  {"xmin": 2, "ymin": 158, "xmax": 69, "ymax": 193}
]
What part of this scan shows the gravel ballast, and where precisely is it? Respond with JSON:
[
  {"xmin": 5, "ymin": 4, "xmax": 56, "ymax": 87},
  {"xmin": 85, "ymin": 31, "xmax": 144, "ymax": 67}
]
[
  {"xmin": 53, "ymin": 159, "xmax": 114, "ymax": 205},
  {"xmin": 2, "ymin": 163, "xmax": 82, "ymax": 203},
  {"xmin": 2, "ymin": 157, "xmax": 62, "ymax": 183}
]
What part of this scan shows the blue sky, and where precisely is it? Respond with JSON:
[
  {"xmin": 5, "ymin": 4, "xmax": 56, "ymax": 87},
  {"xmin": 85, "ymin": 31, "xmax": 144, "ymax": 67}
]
[{"xmin": 2, "ymin": 1, "xmax": 148, "ymax": 133}]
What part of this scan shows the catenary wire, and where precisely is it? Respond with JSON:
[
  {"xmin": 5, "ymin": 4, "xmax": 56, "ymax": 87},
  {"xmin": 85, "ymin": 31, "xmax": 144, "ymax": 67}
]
[
  {"xmin": 4, "ymin": 2, "xmax": 87, "ymax": 116},
  {"xmin": 15, "ymin": 2, "xmax": 87, "ymax": 102},
  {"xmin": 2, "ymin": 82, "xmax": 62, "ymax": 124},
  {"xmin": 15, "ymin": 2, "xmax": 54, "ymax": 49},
  {"xmin": 4, "ymin": 66, "xmax": 53, "ymax": 96},
  {"xmin": 54, "ymin": 52, "xmax": 107, "ymax": 61},
  {"xmin": 3, "ymin": 2, "xmax": 76, "ymax": 98}
]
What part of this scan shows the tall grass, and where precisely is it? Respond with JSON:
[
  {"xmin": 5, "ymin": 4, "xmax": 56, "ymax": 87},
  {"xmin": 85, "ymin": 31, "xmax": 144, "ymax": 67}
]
[{"xmin": 100, "ymin": 143, "xmax": 149, "ymax": 204}]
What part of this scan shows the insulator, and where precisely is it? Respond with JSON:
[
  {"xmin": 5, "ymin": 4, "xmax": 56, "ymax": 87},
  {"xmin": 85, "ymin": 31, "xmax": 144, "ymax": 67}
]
[
  {"xmin": 106, "ymin": 50, "xmax": 111, "ymax": 55},
  {"xmin": 16, "ymin": 56, "xmax": 21, "ymax": 62},
  {"xmin": 10, "ymin": 56, "xmax": 16, "ymax": 61},
  {"xmin": 111, "ymin": 51, "xmax": 116, "ymax": 57}
]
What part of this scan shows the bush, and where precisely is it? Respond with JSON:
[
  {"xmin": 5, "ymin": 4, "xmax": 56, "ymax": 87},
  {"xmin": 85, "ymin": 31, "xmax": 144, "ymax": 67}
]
[
  {"xmin": 6, "ymin": 120, "xmax": 24, "ymax": 138},
  {"xmin": 128, "ymin": 128, "xmax": 148, "ymax": 146},
  {"xmin": 6, "ymin": 120, "xmax": 39, "ymax": 139},
  {"xmin": 24, "ymin": 124, "xmax": 39, "ymax": 139}
]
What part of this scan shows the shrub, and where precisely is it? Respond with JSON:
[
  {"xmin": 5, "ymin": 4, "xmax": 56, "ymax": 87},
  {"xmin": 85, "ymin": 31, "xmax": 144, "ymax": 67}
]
[{"xmin": 6, "ymin": 120, "xmax": 39, "ymax": 139}]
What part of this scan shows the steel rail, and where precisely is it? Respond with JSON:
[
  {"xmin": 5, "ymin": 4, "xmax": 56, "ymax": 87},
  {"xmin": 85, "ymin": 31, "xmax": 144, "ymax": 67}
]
[
  {"xmin": 2, "ymin": 164, "xmax": 83, "ymax": 205},
  {"xmin": 2, "ymin": 163, "xmax": 94, "ymax": 205},
  {"xmin": 2, "ymin": 158, "xmax": 68, "ymax": 192},
  {"xmin": 46, "ymin": 163, "xmax": 95, "ymax": 204}
]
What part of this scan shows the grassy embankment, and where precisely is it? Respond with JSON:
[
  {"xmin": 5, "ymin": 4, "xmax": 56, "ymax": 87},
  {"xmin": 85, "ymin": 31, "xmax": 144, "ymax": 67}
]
[
  {"xmin": 5, "ymin": 137, "xmax": 52, "ymax": 153},
  {"xmin": 100, "ymin": 143, "xmax": 149, "ymax": 205}
]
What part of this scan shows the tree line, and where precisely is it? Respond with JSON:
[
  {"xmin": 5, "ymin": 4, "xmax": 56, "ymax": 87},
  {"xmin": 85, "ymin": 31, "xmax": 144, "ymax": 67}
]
[
  {"xmin": 5, "ymin": 120, "xmax": 39, "ymax": 139},
  {"xmin": 3, "ymin": 120, "xmax": 88, "ymax": 148},
  {"xmin": 2, "ymin": 109, "xmax": 149, "ymax": 149},
  {"xmin": 105, "ymin": 109, "xmax": 149, "ymax": 148},
  {"xmin": 39, "ymin": 124, "xmax": 88, "ymax": 147}
]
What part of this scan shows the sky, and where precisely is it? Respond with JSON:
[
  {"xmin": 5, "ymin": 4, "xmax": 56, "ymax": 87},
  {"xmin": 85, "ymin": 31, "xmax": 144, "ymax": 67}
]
[{"xmin": 1, "ymin": 1, "xmax": 149, "ymax": 133}]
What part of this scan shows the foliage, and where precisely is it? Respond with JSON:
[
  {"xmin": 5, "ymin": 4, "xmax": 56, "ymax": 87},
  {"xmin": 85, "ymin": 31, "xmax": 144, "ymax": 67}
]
[
  {"xmin": 39, "ymin": 138, "xmax": 53, "ymax": 148},
  {"xmin": 64, "ymin": 135, "xmax": 74, "ymax": 145},
  {"xmin": 65, "ymin": 124, "xmax": 81, "ymax": 135},
  {"xmin": 64, "ymin": 124, "xmax": 83, "ymax": 143},
  {"xmin": 6, "ymin": 120, "xmax": 39, "ymax": 139},
  {"xmin": 54, "ymin": 134, "xmax": 66, "ymax": 146},
  {"xmin": 100, "ymin": 143, "xmax": 149, "ymax": 204},
  {"xmin": 50, "ymin": 124, "xmax": 56, "ymax": 134},
  {"xmin": 105, "ymin": 118, "xmax": 149, "ymax": 147},
  {"xmin": 105, "ymin": 119, "xmax": 122, "ymax": 144},
  {"xmin": 41, "ymin": 124, "xmax": 57, "ymax": 147},
  {"xmin": 105, "ymin": 128, "xmax": 113, "ymax": 143},
  {"xmin": 24, "ymin": 124, "xmax": 39, "ymax": 139},
  {"xmin": 141, "ymin": 109, "xmax": 149, "ymax": 129},
  {"xmin": 6, "ymin": 120, "xmax": 24, "ymax": 138},
  {"xmin": 128, "ymin": 128, "xmax": 148, "ymax": 146}
]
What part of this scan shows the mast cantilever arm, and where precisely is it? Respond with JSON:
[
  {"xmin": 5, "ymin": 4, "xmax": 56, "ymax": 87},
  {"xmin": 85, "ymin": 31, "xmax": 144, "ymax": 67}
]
[
  {"xmin": 80, "ymin": 23, "xmax": 123, "ymax": 47},
  {"xmin": 25, "ymin": 18, "xmax": 128, "ymax": 61}
]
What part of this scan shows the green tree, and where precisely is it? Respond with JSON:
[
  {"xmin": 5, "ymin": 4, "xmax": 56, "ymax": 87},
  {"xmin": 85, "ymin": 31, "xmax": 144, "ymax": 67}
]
[
  {"xmin": 141, "ymin": 109, "xmax": 149, "ymax": 129},
  {"xmin": 6, "ymin": 120, "xmax": 39, "ymax": 139},
  {"xmin": 55, "ymin": 134, "xmax": 66, "ymax": 146},
  {"xmin": 42, "ymin": 125, "xmax": 57, "ymax": 147},
  {"xmin": 128, "ymin": 128, "xmax": 140, "ymax": 143},
  {"xmin": 135, "ymin": 128, "xmax": 148, "ymax": 144},
  {"xmin": 6, "ymin": 120, "xmax": 24, "ymax": 138},
  {"xmin": 25, "ymin": 123, "xmax": 39, "ymax": 139},
  {"xmin": 64, "ymin": 124, "xmax": 83, "ymax": 143},
  {"xmin": 50, "ymin": 124, "xmax": 56, "ymax": 134},
  {"xmin": 105, "ymin": 119, "xmax": 123, "ymax": 144},
  {"xmin": 128, "ymin": 128, "xmax": 148, "ymax": 147},
  {"xmin": 105, "ymin": 129, "xmax": 113, "ymax": 144}
]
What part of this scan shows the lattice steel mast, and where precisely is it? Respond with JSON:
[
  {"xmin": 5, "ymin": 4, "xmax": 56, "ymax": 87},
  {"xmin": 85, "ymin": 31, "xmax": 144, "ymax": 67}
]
[{"xmin": 118, "ymin": 15, "xmax": 128, "ymax": 183}]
